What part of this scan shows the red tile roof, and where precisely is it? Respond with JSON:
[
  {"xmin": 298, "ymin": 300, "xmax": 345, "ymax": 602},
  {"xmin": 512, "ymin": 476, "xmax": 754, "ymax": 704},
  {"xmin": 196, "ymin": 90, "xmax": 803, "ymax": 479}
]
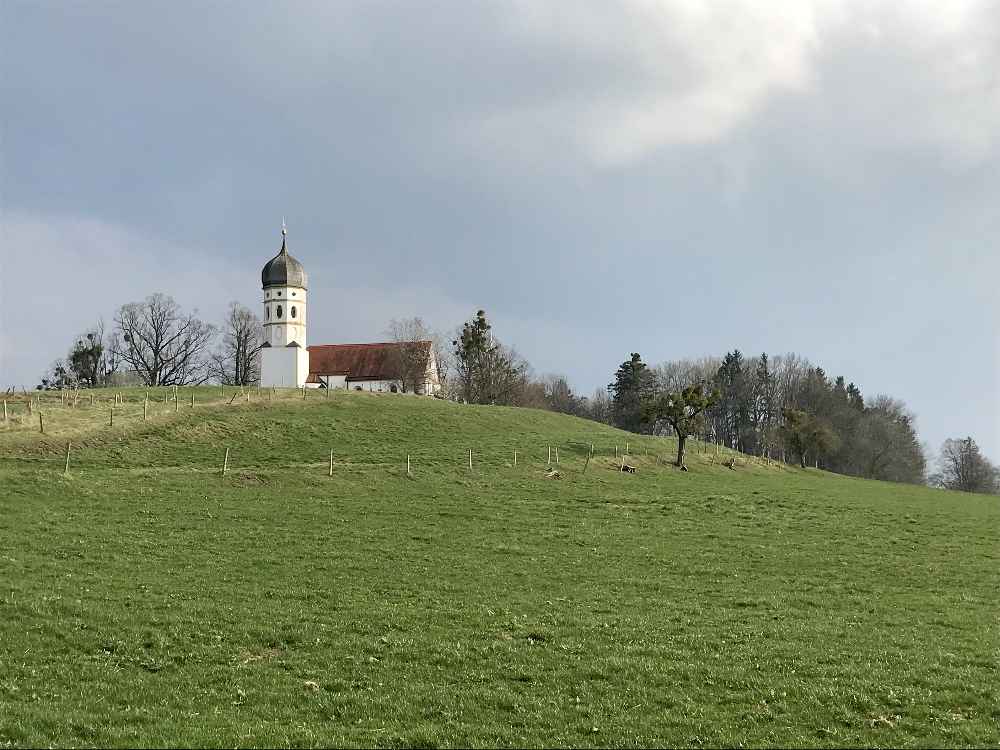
[{"xmin": 307, "ymin": 341, "xmax": 431, "ymax": 382}]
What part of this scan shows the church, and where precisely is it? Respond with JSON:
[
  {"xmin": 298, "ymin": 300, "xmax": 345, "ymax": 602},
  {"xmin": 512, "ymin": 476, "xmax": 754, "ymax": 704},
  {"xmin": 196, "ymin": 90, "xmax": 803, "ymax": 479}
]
[{"xmin": 258, "ymin": 226, "xmax": 442, "ymax": 394}]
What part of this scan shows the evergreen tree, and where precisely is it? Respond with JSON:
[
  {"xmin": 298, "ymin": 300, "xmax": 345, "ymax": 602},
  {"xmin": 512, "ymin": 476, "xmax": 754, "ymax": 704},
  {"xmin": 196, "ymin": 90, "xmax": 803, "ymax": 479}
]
[
  {"xmin": 452, "ymin": 310, "xmax": 527, "ymax": 405},
  {"xmin": 608, "ymin": 353, "xmax": 655, "ymax": 433},
  {"xmin": 715, "ymin": 350, "xmax": 751, "ymax": 449}
]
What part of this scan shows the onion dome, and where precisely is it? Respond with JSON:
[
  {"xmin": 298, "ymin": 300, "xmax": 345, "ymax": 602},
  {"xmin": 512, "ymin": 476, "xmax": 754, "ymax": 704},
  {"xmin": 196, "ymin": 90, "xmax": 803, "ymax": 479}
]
[{"xmin": 261, "ymin": 225, "xmax": 307, "ymax": 289}]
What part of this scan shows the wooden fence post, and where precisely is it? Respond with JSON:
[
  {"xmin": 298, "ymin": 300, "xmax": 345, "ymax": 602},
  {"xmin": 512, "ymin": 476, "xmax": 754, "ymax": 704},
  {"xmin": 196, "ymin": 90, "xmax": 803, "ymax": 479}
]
[
  {"xmin": 583, "ymin": 451, "xmax": 591, "ymax": 474},
  {"xmin": 469, "ymin": 448, "xmax": 473, "ymax": 470},
  {"xmin": 548, "ymin": 446, "xmax": 551, "ymax": 464},
  {"xmin": 39, "ymin": 412, "xmax": 44, "ymax": 434},
  {"xmin": 513, "ymin": 450, "xmax": 517, "ymax": 467},
  {"xmin": 407, "ymin": 454, "xmax": 411, "ymax": 476},
  {"xmin": 555, "ymin": 447, "xmax": 559, "ymax": 464},
  {"xmin": 329, "ymin": 449, "xmax": 334, "ymax": 477},
  {"xmin": 109, "ymin": 408, "xmax": 113, "ymax": 427},
  {"xmin": 222, "ymin": 448, "xmax": 230, "ymax": 477},
  {"xmin": 143, "ymin": 398, "xmax": 147, "ymax": 421},
  {"xmin": 191, "ymin": 392, "xmax": 195, "ymax": 408},
  {"xmin": 2, "ymin": 400, "xmax": 6, "ymax": 422},
  {"xmin": 64, "ymin": 442, "xmax": 71, "ymax": 474}
]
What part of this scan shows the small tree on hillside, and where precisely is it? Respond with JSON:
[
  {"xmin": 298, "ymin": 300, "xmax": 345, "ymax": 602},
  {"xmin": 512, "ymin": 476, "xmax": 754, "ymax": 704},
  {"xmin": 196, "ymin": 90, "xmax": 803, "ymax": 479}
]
[
  {"xmin": 643, "ymin": 382, "xmax": 720, "ymax": 468},
  {"xmin": 932, "ymin": 437, "xmax": 998, "ymax": 494},
  {"xmin": 780, "ymin": 408, "xmax": 839, "ymax": 469},
  {"xmin": 452, "ymin": 310, "xmax": 528, "ymax": 405},
  {"xmin": 387, "ymin": 317, "xmax": 434, "ymax": 393},
  {"xmin": 209, "ymin": 302, "xmax": 262, "ymax": 386}
]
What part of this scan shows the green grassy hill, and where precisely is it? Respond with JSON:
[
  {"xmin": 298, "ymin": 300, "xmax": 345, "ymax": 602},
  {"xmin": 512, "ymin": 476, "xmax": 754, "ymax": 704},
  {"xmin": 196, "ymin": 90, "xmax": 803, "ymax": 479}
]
[{"xmin": 1, "ymin": 387, "xmax": 997, "ymax": 747}]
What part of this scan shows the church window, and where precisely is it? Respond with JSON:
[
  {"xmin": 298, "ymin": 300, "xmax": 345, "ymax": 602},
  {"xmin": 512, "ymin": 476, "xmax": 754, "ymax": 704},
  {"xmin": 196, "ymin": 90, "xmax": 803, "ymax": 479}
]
[
  {"xmin": 291, "ymin": 292, "xmax": 296, "ymax": 296},
  {"xmin": 265, "ymin": 306, "xmax": 270, "ymax": 320},
  {"xmin": 277, "ymin": 291, "xmax": 282, "ymax": 297},
  {"xmin": 291, "ymin": 306, "xmax": 297, "ymax": 319},
  {"xmin": 276, "ymin": 305, "xmax": 283, "ymax": 319}
]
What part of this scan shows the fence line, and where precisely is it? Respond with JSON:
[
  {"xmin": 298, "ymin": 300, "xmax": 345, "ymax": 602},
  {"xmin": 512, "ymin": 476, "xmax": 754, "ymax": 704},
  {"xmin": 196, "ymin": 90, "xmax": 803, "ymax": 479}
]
[{"xmin": 2, "ymin": 387, "xmax": 788, "ymax": 475}]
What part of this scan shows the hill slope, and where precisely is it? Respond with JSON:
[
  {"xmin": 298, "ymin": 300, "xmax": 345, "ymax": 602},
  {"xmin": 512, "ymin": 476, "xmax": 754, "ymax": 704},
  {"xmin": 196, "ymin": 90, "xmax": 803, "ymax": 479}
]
[{"xmin": 1, "ymin": 388, "xmax": 997, "ymax": 747}]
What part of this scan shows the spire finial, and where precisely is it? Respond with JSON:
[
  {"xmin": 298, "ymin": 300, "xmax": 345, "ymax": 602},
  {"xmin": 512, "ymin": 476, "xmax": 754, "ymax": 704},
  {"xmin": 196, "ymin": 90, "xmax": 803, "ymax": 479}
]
[{"xmin": 280, "ymin": 218, "xmax": 287, "ymax": 253}]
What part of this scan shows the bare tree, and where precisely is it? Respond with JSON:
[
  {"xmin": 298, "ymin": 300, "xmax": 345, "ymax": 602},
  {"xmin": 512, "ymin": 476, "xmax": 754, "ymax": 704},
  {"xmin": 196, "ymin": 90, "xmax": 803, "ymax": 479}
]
[
  {"xmin": 113, "ymin": 293, "xmax": 216, "ymax": 386},
  {"xmin": 209, "ymin": 302, "xmax": 262, "ymax": 386},
  {"xmin": 386, "ymin": 317, "xmax": 437, "ymax": 393},
  {"xmin": 932, "ymin": 437, "xmax": 999, "ymax": 494},
  {"xmin": 850, "ymin": 395, "xmax": 926, "ymax": 483},
  {"xmin": 586, "ymin": 387, "xmax": 612, "ymax": 424},
  {"xmin": 102, "ymin": 330, "xmax": 123, "ymax": 384}
]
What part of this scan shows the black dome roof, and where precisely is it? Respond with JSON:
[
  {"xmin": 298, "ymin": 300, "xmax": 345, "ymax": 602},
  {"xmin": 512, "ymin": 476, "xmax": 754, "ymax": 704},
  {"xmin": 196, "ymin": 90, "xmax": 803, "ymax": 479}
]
[{"xmin": 261, "ymin": 233, "xmax": 307, "ymax": 289}]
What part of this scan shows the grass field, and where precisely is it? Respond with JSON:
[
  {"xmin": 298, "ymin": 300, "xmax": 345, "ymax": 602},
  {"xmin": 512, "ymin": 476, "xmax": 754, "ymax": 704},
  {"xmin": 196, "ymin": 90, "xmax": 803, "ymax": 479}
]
[{"xmin": 1, "ymin": 387, "xmax": 997, "ymax": 747}]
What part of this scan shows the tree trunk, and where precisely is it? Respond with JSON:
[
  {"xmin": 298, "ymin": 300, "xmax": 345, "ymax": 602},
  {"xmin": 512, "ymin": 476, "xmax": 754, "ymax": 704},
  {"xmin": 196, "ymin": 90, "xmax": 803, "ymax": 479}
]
[{"xmin": 675, "ymin": 433, "xmax": 687, "ymax": 467}]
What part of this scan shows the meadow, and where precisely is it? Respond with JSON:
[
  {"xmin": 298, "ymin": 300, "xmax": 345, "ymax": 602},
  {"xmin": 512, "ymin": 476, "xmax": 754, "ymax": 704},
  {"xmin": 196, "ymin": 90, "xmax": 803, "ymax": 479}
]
[{"xmin": 1, "ymin": 387, "xmax": 997, "ymax": 747}]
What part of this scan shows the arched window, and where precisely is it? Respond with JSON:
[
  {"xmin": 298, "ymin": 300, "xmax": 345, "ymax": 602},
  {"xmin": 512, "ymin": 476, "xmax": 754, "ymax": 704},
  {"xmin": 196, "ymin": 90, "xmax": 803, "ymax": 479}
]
[
  {"xmin": 291, "ymin": 306, "xmax": 297, "ymax": 318},
  {"xmin": 276, "ymin": 305, "xmax": 283, "ymax": 319},
  {"xmin": 265, "ymin": 306, "xmax": 270, "ymax": 320}
]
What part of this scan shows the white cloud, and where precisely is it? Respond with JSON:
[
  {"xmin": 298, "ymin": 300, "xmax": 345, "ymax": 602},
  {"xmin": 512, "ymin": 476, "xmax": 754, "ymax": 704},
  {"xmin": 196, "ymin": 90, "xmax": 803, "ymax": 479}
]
[{"xmin": 461, "ymin": 0, "xmax": 1000, "ymax": 166}]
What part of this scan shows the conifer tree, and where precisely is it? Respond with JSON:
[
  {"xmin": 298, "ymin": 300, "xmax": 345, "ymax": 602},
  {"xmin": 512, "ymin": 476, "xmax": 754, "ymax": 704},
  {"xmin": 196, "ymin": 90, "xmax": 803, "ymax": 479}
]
[{"xmin": 608, "ymin": 353, "xmax": 655, "ymax": 433}]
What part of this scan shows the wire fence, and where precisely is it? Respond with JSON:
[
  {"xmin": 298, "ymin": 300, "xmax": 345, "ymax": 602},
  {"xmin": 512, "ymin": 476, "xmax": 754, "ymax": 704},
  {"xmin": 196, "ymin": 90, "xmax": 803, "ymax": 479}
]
[{"xmin": 1, "ymin": 386, "xmax": 792, "ymax": 477}]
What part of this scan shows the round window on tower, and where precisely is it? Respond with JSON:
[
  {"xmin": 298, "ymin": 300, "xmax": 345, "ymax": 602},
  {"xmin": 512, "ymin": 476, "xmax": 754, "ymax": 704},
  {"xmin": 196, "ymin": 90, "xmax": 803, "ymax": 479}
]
[
  {"xmin": 276, "ymin": 305, "xmax": 283, "ymax": 319},
  {"xmin": 291, "ymin": 306, "xmax": 297, "ymax": 319}
]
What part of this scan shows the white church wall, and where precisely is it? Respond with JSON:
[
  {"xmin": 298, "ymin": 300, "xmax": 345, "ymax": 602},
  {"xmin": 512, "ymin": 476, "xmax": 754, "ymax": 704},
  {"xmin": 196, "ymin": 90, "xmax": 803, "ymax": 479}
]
[
  {"xmin": 261, "ymin": 346, "xmax": 309, "ymax": 388},
  {"xmin": 321, "ymin": 375, "xmax": 348, "ymax": 390},
  {"xmin": 348, "ymin": 379, "xmax": 402, "ymax": 393}
]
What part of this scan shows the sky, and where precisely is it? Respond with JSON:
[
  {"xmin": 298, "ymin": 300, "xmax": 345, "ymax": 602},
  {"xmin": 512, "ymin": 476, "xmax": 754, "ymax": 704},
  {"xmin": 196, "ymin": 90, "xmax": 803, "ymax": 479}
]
[{"xmin": 2, "ymin": 0, "xmax": 998, "ymax": 463}]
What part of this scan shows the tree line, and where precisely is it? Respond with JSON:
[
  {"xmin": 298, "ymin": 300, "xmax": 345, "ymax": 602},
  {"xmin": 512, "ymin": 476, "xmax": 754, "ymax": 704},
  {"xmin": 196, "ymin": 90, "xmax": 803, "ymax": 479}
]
[{"xmin": 37, "ymin": 299, "xmax": 997, "ymax": 495}]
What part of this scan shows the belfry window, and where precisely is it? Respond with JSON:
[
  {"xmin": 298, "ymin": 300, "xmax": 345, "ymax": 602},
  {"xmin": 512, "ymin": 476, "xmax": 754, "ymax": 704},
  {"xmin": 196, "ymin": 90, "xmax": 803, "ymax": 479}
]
[
  {"xmin": 276, "ymin": 305, "xmax": 283, "ymax": 319},
  {"xmin": 291, "ymin": 306, "xmax": 297, "ymax": 319},
  {"xmin": 265, "ymin": 306, "xmax": 270, "ymax": 320}
]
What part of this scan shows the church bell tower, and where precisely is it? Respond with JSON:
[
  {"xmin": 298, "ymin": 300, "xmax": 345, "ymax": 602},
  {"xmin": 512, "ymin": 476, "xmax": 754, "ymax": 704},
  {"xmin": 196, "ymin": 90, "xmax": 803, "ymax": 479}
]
[{"xmin": 259, "ymin": 224, "xmax": 310, "ymax": 387}]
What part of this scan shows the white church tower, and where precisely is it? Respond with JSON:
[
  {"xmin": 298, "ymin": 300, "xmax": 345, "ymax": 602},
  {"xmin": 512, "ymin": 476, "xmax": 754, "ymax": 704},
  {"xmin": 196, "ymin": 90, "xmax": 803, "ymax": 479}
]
[{"xmin": 259, "ymin": 224, "xmax": 310, "ymax": 387}]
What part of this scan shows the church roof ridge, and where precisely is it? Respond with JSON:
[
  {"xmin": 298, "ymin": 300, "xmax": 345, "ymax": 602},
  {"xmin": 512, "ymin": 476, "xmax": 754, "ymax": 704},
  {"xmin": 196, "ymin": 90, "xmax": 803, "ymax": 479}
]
[{"xmin": 308, "ymin": 340, "xmax": 432, "ymax": 349}]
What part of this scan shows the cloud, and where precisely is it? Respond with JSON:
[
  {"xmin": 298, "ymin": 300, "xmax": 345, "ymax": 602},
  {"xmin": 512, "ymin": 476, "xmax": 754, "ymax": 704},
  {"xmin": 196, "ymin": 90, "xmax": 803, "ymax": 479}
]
[{"xmin": 446, "ymin": 0, "xmax": 1000, "ymax": 167}]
